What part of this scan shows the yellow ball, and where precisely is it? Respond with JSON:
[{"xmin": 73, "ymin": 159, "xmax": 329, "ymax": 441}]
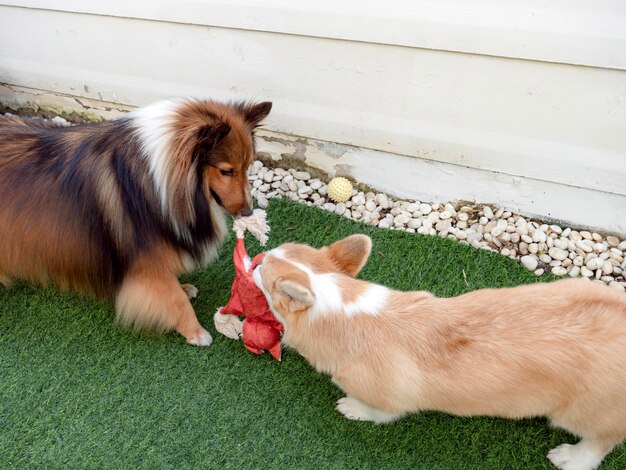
[{"xmin": 327, "ymin": 177, "xmax": 353, "ymax": 203}]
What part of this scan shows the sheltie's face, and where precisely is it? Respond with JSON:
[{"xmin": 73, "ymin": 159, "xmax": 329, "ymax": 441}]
[
  {"xmin": 134, "ymin": 99, "xmax": 272, "ymax": 226},
  {"xmin": 180, "ymin": 100, "xmax": 272, "ymax": 218},
  {"xmin": 202, "ymin": 119, "xmax": 256, "ymax": 217}
]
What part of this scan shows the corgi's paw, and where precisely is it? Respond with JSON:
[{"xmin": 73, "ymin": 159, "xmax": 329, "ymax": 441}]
[
  {"xmin": 336, "ymin": 397, "xmax": 403, "ymax": 424},
  {"xmin": 213, "ymin": 310, "xmax": 243, "ymax": 340},
  {"xmin": 181, "ymin": 283, "xmax": 199, "ymax": 299},
  {"xmin": 547, "ymin": 442, "xmax": 602, "ymax": 470},
  {"xmin": 185, "ymin": 327, "xmax": 213, "ymax": 347}
]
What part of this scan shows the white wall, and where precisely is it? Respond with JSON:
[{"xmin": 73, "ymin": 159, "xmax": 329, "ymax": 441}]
[{"xmin": 1, "ymin": 1, "xmax": 625, "ymax": 232}]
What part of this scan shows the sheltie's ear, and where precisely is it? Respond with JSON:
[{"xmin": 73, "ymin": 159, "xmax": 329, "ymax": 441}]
[
  {"xmin": 241, "ymin": 102, "xmax": 272, "ymax": 128},
  {"xmin": 326, "ymin": 234, "xmax": 372, "ymax": 277},
  {"xmin": 194, "ymin": 122, "xmax": 231, "ymax": 160}
]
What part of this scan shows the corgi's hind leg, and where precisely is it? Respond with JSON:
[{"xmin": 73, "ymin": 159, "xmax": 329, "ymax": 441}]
[
  {"xmin": 336, "ymin": 396, "xmax": 404, "ymax": 424},
  {"xmin": 116, "ymin": 272, "xmax": 212, "ymax": 346},
  {"xmin": 547, "ymin": 436, "xmax": 622, "ymax": 470},
  {"xmin": 548, "ymin": 404, "xmax": 626, "ymax": 470}
]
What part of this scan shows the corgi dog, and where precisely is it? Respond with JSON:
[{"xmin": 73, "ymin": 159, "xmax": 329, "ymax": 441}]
[
  {"xmin": 0, "ymin": 98, "xmax": 271, "ymax": 345},
  {"xmin": 253, "ymin": 235, "xmax": 626, "ymax": 470}
]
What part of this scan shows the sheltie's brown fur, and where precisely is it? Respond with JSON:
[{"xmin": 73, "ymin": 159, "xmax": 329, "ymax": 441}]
[
  {"xmin": 254, "ymin": 235, "xmax": 626, "ymax": 469},
  {"xmin": 0, "ymin": 98, "xmax": 271, "ymax": 345}
]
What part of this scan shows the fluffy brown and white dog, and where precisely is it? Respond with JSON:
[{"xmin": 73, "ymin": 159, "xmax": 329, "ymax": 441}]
[
  {"xmin": 253, "ymin": 235, "xmax": 626, "ymax": 470},
  {"xmin": 0, "ymin": 98, "xmax": 271, "ymax": 345}
]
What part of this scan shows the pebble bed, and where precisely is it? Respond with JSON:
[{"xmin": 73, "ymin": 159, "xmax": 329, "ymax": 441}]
[
  {"xmin": 249, "ymin": 161, "xmax": 626, "ymax": 292},
  {"xmin": 5, "ymin": 113, "xmax": 625, "ymax": 291}
]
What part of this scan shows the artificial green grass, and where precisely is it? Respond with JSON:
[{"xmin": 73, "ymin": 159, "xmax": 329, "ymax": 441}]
[{"xmin": 0, "ymin": 198, "xmax": 623, "ymax": 469}]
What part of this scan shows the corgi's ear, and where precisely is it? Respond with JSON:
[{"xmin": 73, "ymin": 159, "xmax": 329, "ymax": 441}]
[
  {"xmin": 277, "ymin": 279, "xmax": 315, "ymax": 311},
  {"xmin": 327, "ymin": 234, "xmax": 372, "ymax": 277}
]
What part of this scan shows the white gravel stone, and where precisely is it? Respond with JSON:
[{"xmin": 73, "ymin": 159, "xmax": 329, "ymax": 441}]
[
  {"xmin": 250, "ymin": 161, "xmax": 263, "ymax": 175},
  {"xmin": 310, "ymin": 180, "xmax": 322, "ymax": 190},
  {"xmin": 436, "ymin": 220, "xmax": 452, "ymax": 232},
  {"xmin": 444, "ymin": 203, "xmax": 457, "ymax": 216},
  {"xmin": 539, "ymin": 254, "xmax": 552, "ymax": 264},
  {"xmin": 51, "ymin": 116, "xmax": 70, "ymax": 126},
  {"xmin": 606, "ymin": 236, "xmax": 619, "ymax": 247},
  {"xmin": 375, "ymin": 193, "xmax": 389, "ymax": 209},
  {"xmin": 419, "ymin": 203, "xmax": 432, "ymax": 215},
  {"xmin": 466, "ymin": 231, "xmax": 483, "ymax": 244},
  {"xmin": 593, "ymin": 243, "xmax": 607, "ymax": 253},
  {"xmin": 352, "ymin": 193, "xmax": 366, "ymax": 206},
  {"xmin": 521, "ymin": 255, "xmax": 538, "ymax": 271},
  {"xmin": 256, "ymin": 194, "xmax": 268, "ymax": 209},
  {"xmin": 548, "ymin": 247, "xmax": 568, "ymax": 261},
  {"xmin": 580, "ymin": 266, "xmax": 594, "ymax": 277},
  {"xmin": 404, "ymin": 203, "xmax": 419, "ymax": 213},
  {"xmin": 551, "ymin": 266, "xmax": 567, "ymax": 276},
  {"xmin": 532, "ymin": 230, "xmax": 547, "ymax": 243},
  {"xmin": 586, "ymin": 258, "xmax": 604, "ymax": 270},
  {"xmin": 394, "ymin": 214, "xmax": 411, "ymax": 226},
  {"xmin": 426, "ymin": 212, "xmax": 439, "ymax": 224},
  {"xmin": 335, "ymin": 203, "xmax": 346, "ymax": 216},
  {"xmin": 408, "ymin": 219, "xmax": 422, "ymax": 230},
  {"xmin": 293, "ymin": 171, "xmax": 311, "ymax": 181},
  {"xmin": 483, "ymin": 206, "xmax": 494, "ymax": 219}
]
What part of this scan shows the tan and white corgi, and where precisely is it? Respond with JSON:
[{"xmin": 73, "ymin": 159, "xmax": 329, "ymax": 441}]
[{"xmin": 253, "ymin": 235, "xmax": 626, "ymax": 470}]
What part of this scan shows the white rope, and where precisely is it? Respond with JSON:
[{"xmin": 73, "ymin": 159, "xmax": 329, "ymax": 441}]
[{"xmin": 232, "ymin": 208, "xmax": 270, "ymax": 245}]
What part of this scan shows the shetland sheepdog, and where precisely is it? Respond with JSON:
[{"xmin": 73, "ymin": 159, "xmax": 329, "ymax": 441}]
[
  {"xmin": 253, "ymin": 235, "xmax": 626, "ymax": 470},
  {"xmin": 0, "ymin": 98, "xmax": 271, "ymax": 345}
]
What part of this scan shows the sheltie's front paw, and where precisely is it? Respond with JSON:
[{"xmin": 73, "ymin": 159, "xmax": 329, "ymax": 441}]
[
  {"xmin": 185, "ymin": 327, "xmax": 213, "ymax": 346},
  {"xmin": 181, "ymin": 283, "xmax": 199, "ymax": 299},
  {"xmin": 213, "ymin": 310, "xmax": 243, "ymax": 340},
  {"xmin": 336, "ymin": 397, "xmax": 403, "ymax": 424}
]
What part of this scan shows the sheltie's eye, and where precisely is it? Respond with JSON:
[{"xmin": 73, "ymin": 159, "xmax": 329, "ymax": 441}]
[{"xmin": 220, "ymin": 168, "xmax": 234, "ymax": 177}]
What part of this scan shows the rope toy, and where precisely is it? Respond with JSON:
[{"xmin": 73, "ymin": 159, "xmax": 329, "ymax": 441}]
[{"xmin": 213, "ymin": 209, "xmax": 283, "ymax": 360}]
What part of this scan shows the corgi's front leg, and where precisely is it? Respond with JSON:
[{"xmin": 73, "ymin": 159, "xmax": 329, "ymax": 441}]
[{"xmin": 336, "ymin": 396, "xmax": 404, "ymax": 424}]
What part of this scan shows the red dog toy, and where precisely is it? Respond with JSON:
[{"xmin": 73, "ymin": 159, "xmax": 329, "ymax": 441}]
[{"xmin": 213, "ymin": 209, "xmax": 283, "ymax": 360}]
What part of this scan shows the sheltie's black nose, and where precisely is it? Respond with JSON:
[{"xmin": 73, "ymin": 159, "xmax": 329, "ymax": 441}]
[{"xmin": 241, "ymin": 207, "xmax": 253, "ymax": 217}]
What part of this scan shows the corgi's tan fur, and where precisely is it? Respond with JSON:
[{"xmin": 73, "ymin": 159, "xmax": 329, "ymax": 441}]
[{"xmin": 253, "ymin": 235, "xmax": 626, "ymax": 470}]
